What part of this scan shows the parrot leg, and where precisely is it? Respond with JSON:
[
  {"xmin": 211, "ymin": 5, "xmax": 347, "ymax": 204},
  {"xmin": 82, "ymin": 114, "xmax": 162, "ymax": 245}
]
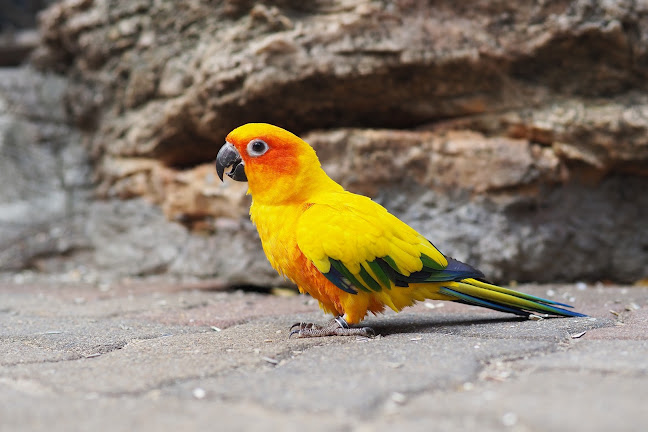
[{"xmin": 289, "ymin": 316, "xmax": 375, "ymax": 338}]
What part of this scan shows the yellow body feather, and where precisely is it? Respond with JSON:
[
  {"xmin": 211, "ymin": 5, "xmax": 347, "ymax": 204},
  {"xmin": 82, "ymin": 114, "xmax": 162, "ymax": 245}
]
[{"xmin": 251, "ymin": 190, "xmax": 456, "ymax": 323}]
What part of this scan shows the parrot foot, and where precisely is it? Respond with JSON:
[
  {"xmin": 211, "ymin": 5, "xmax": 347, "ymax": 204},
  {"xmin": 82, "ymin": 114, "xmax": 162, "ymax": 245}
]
[{"xmin": 289, "ymin": 316, "xmax": 375, "ymax": 338}]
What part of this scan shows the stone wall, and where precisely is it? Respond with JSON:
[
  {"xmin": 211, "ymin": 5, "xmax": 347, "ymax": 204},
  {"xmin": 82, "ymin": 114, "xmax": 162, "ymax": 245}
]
[{"xmin": 2, "ymin": 0, "xmax": 647, "ymax": 283}]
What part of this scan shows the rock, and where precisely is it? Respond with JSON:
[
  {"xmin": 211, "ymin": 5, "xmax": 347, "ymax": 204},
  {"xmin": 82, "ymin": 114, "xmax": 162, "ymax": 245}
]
[
  {"xmin": 0, "ymin": 67, "xmax": 91, "ymax": 272},
  {"xmin": 0, "ymin": 30, "xmax": 40, "ymax": 66},
  {"xmin": 308, "ymin": 129, "xmax": 566, "ymax": 196},
  {"xmin": 87, "ymin": 198, "xmax": 278, "ymax": 284},
  {"xmin": 86, "ymin": 199, "xmax": 187, "ymax": 276},
  {"xmin": 33, "ymin": 0, "xmax": 648, "ymax": 163},
  {"xmin": 0, "ymin": 0, "xmax": 52, "ymax": 66},
  {"xmin": 97, "ymin": 158, "xmax": 250, "ymax": 228},
  {"xmin": 0, "ymin": 66, "xmax": 269, "ymax": 283},
  {"xmin": 0, "ymin": 0, "xmax": 646, "ymax": 283},
  {"xmin": 439, "ymin": 97, "xmax": 648, "ymax": 176}
]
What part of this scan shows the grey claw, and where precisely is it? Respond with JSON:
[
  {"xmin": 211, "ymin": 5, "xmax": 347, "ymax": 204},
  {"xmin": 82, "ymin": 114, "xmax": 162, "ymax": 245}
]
[
  {"xmin": 289, "ymin": 322, "xmax": 311, "ymax": 338},
  {"xmin": 287, "ymin": 318, "xmax": 377, "ymax": 339},
  {"xmin": 289, "ymin": 329, "xmax": 301, "ymax": 339}
]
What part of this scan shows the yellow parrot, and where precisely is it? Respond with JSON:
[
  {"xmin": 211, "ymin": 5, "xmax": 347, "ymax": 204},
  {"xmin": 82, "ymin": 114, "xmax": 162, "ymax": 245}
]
[{"xmin": 216, "ymin": 123, "xmax": 585, "ymax": 337}]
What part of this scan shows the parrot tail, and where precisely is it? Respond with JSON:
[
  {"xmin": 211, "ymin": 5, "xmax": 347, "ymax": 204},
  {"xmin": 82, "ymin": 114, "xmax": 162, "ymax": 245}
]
[{"xmin": 439, "ymin": 278, "xmax": 587, "ymax": 318}]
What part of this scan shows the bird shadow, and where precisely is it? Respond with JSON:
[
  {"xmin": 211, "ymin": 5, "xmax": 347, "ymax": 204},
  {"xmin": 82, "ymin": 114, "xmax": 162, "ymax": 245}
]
[{"xmin": 367, "ymin": 315, "xmax": 530, "ymax": 336}]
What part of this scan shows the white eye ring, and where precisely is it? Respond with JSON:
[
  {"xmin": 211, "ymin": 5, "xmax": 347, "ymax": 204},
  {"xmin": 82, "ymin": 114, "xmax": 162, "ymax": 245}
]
[{"xmin": 247, "ymin": 139, "xmax": 269, "ymax": 157}]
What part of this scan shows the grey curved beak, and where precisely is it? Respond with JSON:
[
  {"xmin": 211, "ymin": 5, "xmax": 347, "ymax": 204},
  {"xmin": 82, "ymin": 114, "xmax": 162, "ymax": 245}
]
[{"xmin": 216, "ymin": 142, "xmax": 247, "ymax": 182}]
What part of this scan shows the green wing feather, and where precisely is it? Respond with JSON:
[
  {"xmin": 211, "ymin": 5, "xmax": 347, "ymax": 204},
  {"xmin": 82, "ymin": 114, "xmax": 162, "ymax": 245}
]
[{"xmin": 296, "ymin": 193, "xmax": 471, "ymax": 295}]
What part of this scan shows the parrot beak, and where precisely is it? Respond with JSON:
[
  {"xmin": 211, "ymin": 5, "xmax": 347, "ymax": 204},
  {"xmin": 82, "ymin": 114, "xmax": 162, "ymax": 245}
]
[{"xmin": 216, "ymin": 142, "xmax": 247, "ymax": 182}]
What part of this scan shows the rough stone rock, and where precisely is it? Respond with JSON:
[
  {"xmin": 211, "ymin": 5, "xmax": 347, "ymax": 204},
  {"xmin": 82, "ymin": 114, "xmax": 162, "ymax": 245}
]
[
  {"xmin": 437, "ymin": 97, "xmax": 648, "ymax": 177},
  {"xmin": 308, "ymin": 129, "xmax": 566, "ymax": 197},
  {"xmin": 97, "ymin": 158, "xmax": 250, "ymax": 228},
  {"xmin": 0, "ymin": 30, "xmax": 40, "ymax": 66},
  {"xmin": 0, "ymin": 67, "xmax": 91, "ymax": 272},
  {"xmin": 1, "ymin": 0, "xmax": 646, "ymax": 283},
  {"xmin": 33, "ymin": 0, "xmax": 648, "ymax": 164},
  {"xmin": 0, "ymin": 67, "xmax": 275, "ymax": 284},
  {"xmin": 0, "ymin": 0, "xmax": 53, "ymax": 66},
  {"xmin": 86, "ymin": 198, "xmax": 278, "ymax": 285}
]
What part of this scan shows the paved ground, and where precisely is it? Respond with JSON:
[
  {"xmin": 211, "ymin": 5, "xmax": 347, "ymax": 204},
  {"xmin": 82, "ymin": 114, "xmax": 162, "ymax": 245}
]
[{"xmin": 1, "ymin": 275, "xmax": 647, "ymax": 432}]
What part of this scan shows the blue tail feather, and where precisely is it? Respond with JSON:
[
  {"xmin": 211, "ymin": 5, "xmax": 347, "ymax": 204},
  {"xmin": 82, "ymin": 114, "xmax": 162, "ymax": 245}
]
[{"xmin": 439, "ymin": 287, "xmax": 531, "ymax": 317}]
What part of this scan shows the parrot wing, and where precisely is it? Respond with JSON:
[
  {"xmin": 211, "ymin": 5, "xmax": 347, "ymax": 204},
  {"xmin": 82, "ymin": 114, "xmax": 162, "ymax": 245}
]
[{"xmin": 295, "ymin": 193, "xmax": 484, "ymax": 295}]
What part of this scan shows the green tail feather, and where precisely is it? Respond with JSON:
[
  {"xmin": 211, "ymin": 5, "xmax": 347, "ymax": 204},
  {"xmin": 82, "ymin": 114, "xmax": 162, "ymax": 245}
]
[{"xmin": 440, "ymin": 280, "xmax": 587, "ymax": 318}]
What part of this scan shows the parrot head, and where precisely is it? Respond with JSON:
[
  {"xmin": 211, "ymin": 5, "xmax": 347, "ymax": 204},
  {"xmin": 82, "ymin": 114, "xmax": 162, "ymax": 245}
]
[{"xmin": 216, "ymin": 123, "xmax": 338, "ymax": 204}]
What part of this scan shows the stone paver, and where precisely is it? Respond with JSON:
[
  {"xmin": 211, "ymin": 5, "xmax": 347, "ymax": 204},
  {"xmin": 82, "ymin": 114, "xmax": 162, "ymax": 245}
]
[{"xmin": 1, "ymin": 277, "xmax": 646, "ymax": 431}]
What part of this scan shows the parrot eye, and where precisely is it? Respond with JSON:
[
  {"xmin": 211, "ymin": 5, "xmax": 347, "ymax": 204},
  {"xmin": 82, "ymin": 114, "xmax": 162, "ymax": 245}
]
[{"xmin": 247, "ymin": 139, "xmax": 269, "ymax": 157}]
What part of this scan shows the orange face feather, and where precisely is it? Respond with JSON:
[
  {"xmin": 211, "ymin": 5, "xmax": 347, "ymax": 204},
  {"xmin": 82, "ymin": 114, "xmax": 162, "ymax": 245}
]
[
  {"xmin": 224, "ymin": 123, "xmax": 327, "ymax": 205},
  {"xmin": 226, "ymin": 124, "xmax": 301, "ymax": 177}
]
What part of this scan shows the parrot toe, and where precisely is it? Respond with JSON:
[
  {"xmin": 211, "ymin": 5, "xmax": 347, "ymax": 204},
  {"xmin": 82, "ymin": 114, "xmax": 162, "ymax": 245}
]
[{"xmin": 289, "ymin": 317, "xmax": 375, "ymax": 338}]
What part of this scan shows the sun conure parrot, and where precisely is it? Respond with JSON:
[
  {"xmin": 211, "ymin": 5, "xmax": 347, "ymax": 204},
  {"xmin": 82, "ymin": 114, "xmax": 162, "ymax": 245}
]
[{"xmin": 216, "ymin": 123, "xmax": 585, "ymax": 338}]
